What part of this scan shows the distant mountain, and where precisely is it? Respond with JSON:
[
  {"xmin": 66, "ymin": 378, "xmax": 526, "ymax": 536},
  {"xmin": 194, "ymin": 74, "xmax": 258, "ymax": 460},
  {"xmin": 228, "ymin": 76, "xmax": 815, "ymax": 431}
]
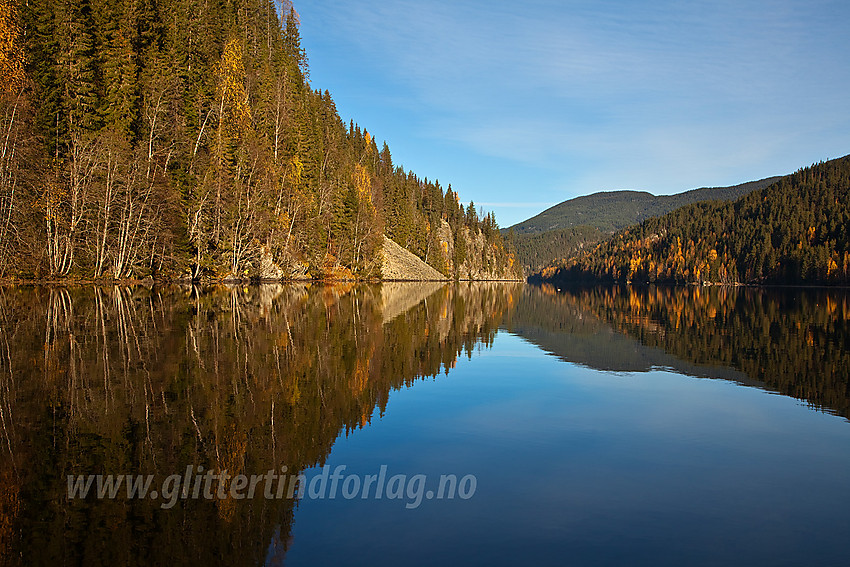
[
  {"xmin": 507, "ymin": 225, "xmax": 608, "ymax": 274},
  {"xmin": 534, "ymin": 155, "xmax": 850, "ymax": 285},
  {"xmin": 507, "ymin": 177, "xmax": 783, "ymax": 236},
  {"xmin": 504, "ymin": 176, "xmax": 783, "ymax": 274}
]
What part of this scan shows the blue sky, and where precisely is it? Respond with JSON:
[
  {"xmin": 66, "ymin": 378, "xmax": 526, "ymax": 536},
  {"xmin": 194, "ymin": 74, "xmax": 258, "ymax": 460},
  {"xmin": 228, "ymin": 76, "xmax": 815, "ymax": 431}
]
[{"xmin": 296, "ymin": 0, "xmax": 850, "ymax": 227}]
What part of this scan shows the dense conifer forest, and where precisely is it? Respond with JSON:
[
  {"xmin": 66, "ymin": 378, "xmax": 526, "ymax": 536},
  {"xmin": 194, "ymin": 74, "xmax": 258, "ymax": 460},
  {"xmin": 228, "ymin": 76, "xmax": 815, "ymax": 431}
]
[
  {"xmin": 534, "ymin": 156, "xmax": 850, "ymax": 285},
  {"xmin": 0, "ymin": 0, "xmax": 518, "ymax": 280},
  {"xmin": 507, "ymin": 225, "xmax": 606, "ymax": 274}
]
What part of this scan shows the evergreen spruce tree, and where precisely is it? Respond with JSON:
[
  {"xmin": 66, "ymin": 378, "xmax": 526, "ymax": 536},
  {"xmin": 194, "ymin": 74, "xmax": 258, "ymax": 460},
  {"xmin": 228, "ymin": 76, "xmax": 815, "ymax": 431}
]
[
  {"xmin": 58, "ymin": 0, "xmax": 101, "ymax": 135},
  {"xmin": 1, "ymin": 0, "xmax": 520, "ymax": 280}
]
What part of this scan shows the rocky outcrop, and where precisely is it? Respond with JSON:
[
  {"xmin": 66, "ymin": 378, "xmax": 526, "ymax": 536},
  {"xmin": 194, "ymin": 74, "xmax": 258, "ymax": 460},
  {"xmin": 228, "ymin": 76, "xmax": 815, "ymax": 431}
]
[
  {"xmin": 256, "ymin": 246, "xmax": 310, "ymax": 280},
  {"xmin": 435, "ymin": 220, "xmax": 522, "ymax": 281},
  {"xmin": 380, "ymin": 236, "xmax": 449, "ymax": 281},
  {"xmin": 198, "ymin": 233, "xmax": 518, "ymax": 283}
]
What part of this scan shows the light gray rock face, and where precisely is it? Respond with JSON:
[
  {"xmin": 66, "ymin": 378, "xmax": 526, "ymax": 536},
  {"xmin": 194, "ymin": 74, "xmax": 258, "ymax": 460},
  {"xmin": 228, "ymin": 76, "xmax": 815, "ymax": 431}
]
[{"xmin": 380, "ymin": 236, "xmax": 448, "ymax": 281}]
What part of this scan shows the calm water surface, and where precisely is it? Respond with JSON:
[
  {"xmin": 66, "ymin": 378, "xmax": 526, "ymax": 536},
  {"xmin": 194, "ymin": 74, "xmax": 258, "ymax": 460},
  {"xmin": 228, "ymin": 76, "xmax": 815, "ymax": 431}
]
[{"xmin": 0, "ymin": 283, "xmax": 848, "ymax": 566}]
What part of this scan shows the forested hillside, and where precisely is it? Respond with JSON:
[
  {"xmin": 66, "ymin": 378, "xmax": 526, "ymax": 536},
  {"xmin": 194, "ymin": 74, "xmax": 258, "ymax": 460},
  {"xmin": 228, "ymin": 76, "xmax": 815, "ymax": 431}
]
[
  {"xmin": 507, "ymin": 225, "xmax": 607, "ymax": 274},
  {"xmin": 0, "ymin": 0, "xmax": 519, "ymax": 281},
  {"xmin": 506, "ymin": 176, "xmax": 780, "ymax": 273},
  {"xmin": 534, "ymin": 156, "xmax": 850, "ymax": 285},
  {"xmin": 509, "ymin": 177, "xmax": 782, "ymax": 235}
]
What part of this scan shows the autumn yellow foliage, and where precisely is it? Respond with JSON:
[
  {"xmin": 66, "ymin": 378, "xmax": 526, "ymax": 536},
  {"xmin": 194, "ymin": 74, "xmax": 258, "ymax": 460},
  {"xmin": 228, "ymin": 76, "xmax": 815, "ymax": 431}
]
[
  {"xmin": 353, "ymin": 164, "xmax": 371, "ymax": 204},
  {"xmin": 0, "ymin": 0, "xmax": 25, "ymax": 95},
  {"xmin": 217, "ymin": 38, "xmax": 251, "ymax": 132},
  {"xmin": 322, "ymin": 264, "xmax": 356, "ymax": 281}
]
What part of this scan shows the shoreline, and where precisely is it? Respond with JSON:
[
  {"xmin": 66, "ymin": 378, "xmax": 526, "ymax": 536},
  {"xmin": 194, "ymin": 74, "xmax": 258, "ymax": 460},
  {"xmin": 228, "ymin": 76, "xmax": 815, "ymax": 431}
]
[
  {"xmin": 529, "ymin": 278, "xmax": 850, "ymax": 290},
  {"xmin": 0, "ymin": 277, "xmax": 526, "ymax": 286}
]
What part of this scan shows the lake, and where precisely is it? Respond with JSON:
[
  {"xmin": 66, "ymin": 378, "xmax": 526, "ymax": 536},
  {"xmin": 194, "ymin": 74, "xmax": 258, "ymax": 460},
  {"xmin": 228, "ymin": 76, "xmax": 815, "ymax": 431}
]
[{"xmin": 1, "ymin": 283, "xmax": 848, "ymax": 566}]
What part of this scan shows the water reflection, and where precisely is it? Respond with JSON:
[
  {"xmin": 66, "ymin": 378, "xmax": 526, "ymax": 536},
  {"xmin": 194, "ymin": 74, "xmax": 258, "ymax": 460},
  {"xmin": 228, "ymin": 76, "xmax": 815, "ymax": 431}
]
[
  {"xmin": 0, "ymin": 283, "xmax": 518, "ymax": 566},
  {"xmin": 508, "ymin": 284, "xmax": 850, "ymax": 419},
  {"xmin": 1, "ymin": 282, "xmax": 848, "ymax": 565}
]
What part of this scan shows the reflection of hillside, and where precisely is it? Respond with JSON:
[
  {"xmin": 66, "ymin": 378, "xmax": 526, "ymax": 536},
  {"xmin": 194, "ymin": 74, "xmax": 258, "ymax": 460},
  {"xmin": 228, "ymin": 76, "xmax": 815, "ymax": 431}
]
[
  {"xmin": 571, "ymin": 285, "xmax": 850, "ymax": 418},
  {"xmin": 505, "ymin": 285, "xmax": 749, "ymax": 381},
  {"xmin": 379, "ymin": 282, "xmax": 444, "ymax": 324},
  {"xmin": 430, "ymin": 283, "xmax": 524, "ymax": 345},
  {"xmin": 512, "ymin": 284, "xmax": 850, "ymax": 419},
  {"xmin": 0, "ymin": 283, "xmax": 517, "ymax": 566}
]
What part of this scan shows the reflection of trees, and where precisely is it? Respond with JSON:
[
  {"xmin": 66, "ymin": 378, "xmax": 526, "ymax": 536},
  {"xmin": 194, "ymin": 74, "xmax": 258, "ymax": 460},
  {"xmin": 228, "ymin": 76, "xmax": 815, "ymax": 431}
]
[
  {"xmin": 550, "ymin": 285, "xmax": 850, "ymax": 419},
  {"xmin": 0, "ymin": 282, "xmax": 519, "ymax": 566},
  {"xmin": 0, "ymin": 289, "xmax": 20, "ymax": 562},
  {"xmin": 0, "ymin": 289, "xmax": 19, "ymax": 473},
  {"xmin": 505, "ymin": 284, "xmax": 677, "ymax": 373}
]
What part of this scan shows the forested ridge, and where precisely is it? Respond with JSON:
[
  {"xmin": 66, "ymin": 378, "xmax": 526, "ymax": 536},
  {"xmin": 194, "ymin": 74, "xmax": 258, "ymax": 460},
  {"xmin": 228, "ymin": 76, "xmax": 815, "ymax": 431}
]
[
  {"xmin": 534, "ymin": 156, "xmax": 850, "ymax": 285},
  {"xmin": 508, "ymin": 177, "xmax": 782, "ymax": 236},
  {"xmin": 507, "ymin": 177, "xmax": 782, "ymax": 274},
  {"xmin": 0, "ymin": 0, "xmax": 519, "ymax": 281},
  {"xmin": 507, "ymin": 225, "xmax": 606, "ymax": 274}
]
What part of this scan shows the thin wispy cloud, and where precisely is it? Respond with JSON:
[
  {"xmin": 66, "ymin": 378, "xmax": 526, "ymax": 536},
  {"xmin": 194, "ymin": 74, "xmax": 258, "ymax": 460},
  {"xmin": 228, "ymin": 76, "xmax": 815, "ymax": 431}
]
[{"xmin": 299, "ymin": 0, "xmax": 850, "ymax": 226}]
